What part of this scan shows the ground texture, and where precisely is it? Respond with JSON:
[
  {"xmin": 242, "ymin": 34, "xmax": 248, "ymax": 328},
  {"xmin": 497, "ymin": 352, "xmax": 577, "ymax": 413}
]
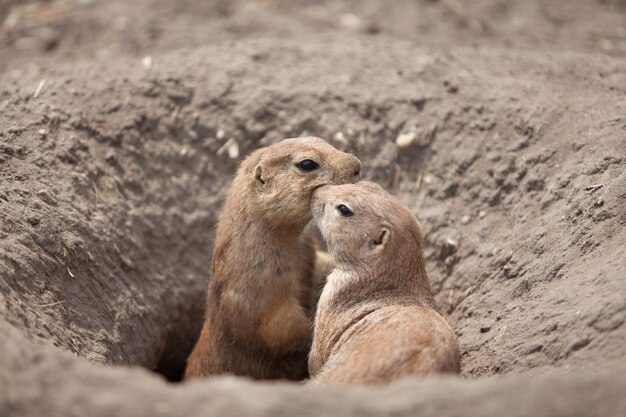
[{"xmin": 1, "ymin": 1, "xmax": 625, "ymax": 416}]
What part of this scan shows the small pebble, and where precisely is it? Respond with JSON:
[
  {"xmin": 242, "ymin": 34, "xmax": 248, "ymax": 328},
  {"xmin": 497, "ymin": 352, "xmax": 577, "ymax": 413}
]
[
  {"xmin": 461, "ymin": 214, "xmax": 471, "ymax": 225},
  {"xmin": 37, "ymin": 188, "xmax": 57, "ymax": 206},
  {"xmin": 333, "ymin": 131, "xmax": 349, "ymax": 149},
  {"xmin": 438, "ymin": 237, "xmax": 459, "ymax": 260},
  {"xmin": 227, "ymin": 142, "xmax": 239, "ymax": 159},
  {"xmin": 479, "ymin": 210, "xmax": 487, "ymax": 219},
  {"xmin": 395, "ymin": 131, "xmax": 416, "ymax": 148},
  {"xmin": 141, "ymin": 55, "xmax": 152, "ymax": 70},
  {"xmin": 339, "ymin": 13, "xmax": 362, "ymax": 30},
  {"xmin": 445, "ymin": 237, "xmax": 458, "ymax": 251},
  {"xmin": 105, "ymin": 152, "xmax": 117, "ymax": 165},
  {"xmin": 480, "ymin": 324, "xmax": 491, "ymax": 333}
]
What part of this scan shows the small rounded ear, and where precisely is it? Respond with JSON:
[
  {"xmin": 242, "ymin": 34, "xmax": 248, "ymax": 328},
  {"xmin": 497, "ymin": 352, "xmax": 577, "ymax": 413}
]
[
  {"xmin": 368, "ymin": 227, "xmax": 390, "ymax": 251},
  {"xmin": 254, "ymin": 163, "xmax": 266, "ymax": 186}
]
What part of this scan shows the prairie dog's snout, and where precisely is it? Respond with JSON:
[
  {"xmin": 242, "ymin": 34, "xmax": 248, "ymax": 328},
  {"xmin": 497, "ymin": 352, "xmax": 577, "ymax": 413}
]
[
  {"xmin": 324, "ymin": 153, "xmax": 361, "ymax": 185},
  {"xmin": 345, "ymin": 156, "xmax": 362, "ymax": 181},
  {"xmin": 311, "ymin": 185, "xmax": 353, "ymax": 236}
]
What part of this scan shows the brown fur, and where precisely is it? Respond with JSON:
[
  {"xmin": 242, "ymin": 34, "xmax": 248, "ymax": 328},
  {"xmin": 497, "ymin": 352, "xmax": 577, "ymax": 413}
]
[
  {"xmin": 308, "ymin": 181, "xmax": 460, "ymax": 385},
  {"xmin": 184, "ymin": 137, "xmax": 361, "ymax": 381}
]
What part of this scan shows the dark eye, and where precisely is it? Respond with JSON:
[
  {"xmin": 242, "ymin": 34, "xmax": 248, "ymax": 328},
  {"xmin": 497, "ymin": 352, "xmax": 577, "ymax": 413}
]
[
  {"xmin": 336, "ymin": 204, "xmax": 354, "ymax": 217},
  {"xmin": 296, "ymin": 159, "xmax": 320, "ymax": 172}
]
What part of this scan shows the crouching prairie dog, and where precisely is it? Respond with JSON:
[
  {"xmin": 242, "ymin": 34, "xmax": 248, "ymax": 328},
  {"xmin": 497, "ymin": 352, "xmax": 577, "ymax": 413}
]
[
  {"xmin": 308, "ymin": 181, "xmax": 460, "ymax": 385},
  {"xmin": 184, "ymin": 137, "xmax": 361, "ymax": 381}
]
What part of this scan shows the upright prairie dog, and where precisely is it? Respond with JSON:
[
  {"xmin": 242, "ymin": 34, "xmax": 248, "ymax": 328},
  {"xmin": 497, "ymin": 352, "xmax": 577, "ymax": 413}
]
[
  {"xmin": 308, "ymin": 181, "xmax": 460, "ymax": 385},
  {"xmin": 185, "ymin": 137, "xmax": 361, "ymax": 381}
]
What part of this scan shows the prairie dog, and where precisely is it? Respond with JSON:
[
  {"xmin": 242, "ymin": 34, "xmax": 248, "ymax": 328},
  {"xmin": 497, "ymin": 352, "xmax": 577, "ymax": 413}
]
[
  {"xmin": 308, "ymin": 181, "xmax": 460, "ymax": 385},
  {"xmin": 185, "ymin": 137, "xmax": 361, "ymax": 380}
]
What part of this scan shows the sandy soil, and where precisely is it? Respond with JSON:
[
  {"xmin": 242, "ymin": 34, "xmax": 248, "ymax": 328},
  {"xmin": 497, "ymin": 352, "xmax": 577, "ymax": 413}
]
[{"xmin": 1, "ymin": 0, "xmax": 625, "ymax": 415}]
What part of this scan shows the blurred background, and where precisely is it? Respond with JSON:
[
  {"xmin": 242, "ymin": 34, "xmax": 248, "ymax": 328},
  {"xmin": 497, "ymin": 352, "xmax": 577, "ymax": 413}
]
[{"xmin": 2, "ymin": 0, "xmax": 625, "ymax": 75}]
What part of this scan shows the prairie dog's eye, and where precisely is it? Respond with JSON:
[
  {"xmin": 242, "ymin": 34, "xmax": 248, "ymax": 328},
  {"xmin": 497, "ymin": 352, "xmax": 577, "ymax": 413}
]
[
  {"xmin": 336, "ymin": 204, "xmax": 354, "ymax": 217},
  {"xmin": 296, "ymin": 159, "xmax": 320, "ymax": 172}
]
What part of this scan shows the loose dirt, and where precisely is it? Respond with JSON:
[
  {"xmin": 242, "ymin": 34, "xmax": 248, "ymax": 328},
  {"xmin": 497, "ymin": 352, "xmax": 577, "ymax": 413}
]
[{"xmin": 1, "ymin": 1, "xmax": 625, "ymax": 416}]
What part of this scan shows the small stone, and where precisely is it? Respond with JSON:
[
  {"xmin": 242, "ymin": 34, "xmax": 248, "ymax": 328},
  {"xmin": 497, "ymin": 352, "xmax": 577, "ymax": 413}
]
[
  {"xmin": 445, "ymin": 237, "xmax": 458, "ymax": 251},
  {"xmin": 594, "ymin": 198, "xmax": 604, "ymax": 207},
  {"xmin": 444, "ymin": 256, "xmax": 457, "ymax": 267},
  {"xmin": 479, "ymin": 210, "xmax": 487, "ymax": 219},
  {"xmin": 227, "ymin": 142, "xmax": 239, "ymax": 159},
  {"xmin": 395, "ymin": 131, "xmax": 416, "ymax": 148},
  {"xmin": 438, "ymin": 237, "xmax": 459, "ymax": 260},
  {"xmin": 339, "ymin": 13, "xmax": 362, "ymax": 30},
  {"xmin": 27, "ymin": 216, "xmax": 40, "ymax": 226},
  {"xmin": 105, "ymin": 152, "xmax": 118, "ymax": 165},
  {"xmin": 216, "ymin": 129, "xmax": 225, "ymax": 140},
  {"xmin": 480, "ymin": 324, "xmax": 491, "ymax": 333},
  {"xmin": 503, "ymin": 265, "xmax": 518, "ymax": 279},
  {"xmin": 141, "ymin": 55, "xmax": 152, "ymax": 70},
  {"xmin": 37, "ymin": 188, "xmax": 57, "ymax": 206},
  {"xmin": 461, "ymin": 214, "xmax": 471, "ymax": 225},
  {"xmin": 120, "ymin": 253, "xmax": 134, "ymax": 270},
  {"xmin": 333, "ymin": 131, "xmax": 349, "ymax": 149}
]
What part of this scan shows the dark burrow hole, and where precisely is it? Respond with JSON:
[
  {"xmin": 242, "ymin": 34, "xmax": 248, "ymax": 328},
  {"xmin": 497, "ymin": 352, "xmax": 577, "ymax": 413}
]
[
  {"xmin": 154, "ymin": 339, "xmax": 195, "ymax": 382},
  {"xmin": 151, "ymin": 307, "xmax": 205, "ymax": 382}
]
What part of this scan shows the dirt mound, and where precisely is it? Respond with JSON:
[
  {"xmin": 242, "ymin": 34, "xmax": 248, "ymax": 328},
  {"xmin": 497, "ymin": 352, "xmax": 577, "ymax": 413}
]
[{"xmin": 1, "ymin": 1, "xmax": 625, "ymax": 415}]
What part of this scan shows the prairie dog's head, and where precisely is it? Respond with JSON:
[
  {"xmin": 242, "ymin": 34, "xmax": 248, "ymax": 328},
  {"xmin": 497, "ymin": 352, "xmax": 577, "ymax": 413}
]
[
  {"xmin": 241, "ymin": 137, "xmax": 361, "ymax": 228},
  {"xmin": 311, "ymin": 181, "xmax": 424, "ymax": 271}
]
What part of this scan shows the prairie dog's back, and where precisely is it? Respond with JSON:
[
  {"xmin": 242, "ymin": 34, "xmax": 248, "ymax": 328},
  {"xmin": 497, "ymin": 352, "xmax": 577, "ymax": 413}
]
[{"xmin": 312, "ymin": 305, "xmax": 460, "ymax": 385}]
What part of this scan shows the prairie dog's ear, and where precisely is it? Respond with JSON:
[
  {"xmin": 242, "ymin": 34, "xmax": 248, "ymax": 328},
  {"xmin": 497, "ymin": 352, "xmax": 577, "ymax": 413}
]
[
  {"xmin": 368, "ymin": 227, "xmax": 390, "ymax": 251},
  {"xmin": 254, "ymin": 163, "xmax": 266, "ymax": 186}
]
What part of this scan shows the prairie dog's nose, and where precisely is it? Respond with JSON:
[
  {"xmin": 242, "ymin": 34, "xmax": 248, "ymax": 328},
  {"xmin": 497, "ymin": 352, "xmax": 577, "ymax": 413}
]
[
  {"xmin": 353, "ymin": 159, "xmax": 362, "ymax": 179},
  {"xmin": 346, "ymin": 155, "xmax": 362, "ymax": 183}
]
